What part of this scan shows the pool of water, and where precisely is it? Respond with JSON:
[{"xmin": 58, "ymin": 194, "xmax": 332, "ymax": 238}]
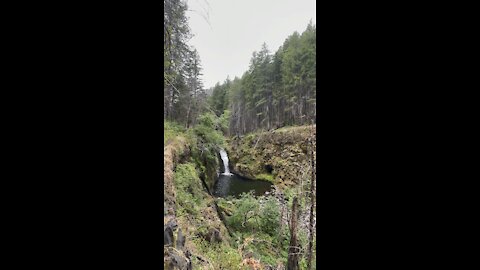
[{"xmin": 213, "ymin": 173, "xmax": 273, "ymax": 198}]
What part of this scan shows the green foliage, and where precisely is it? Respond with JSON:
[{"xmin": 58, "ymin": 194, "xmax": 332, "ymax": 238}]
[
  {"xmin": 173, "ymin": 163, "xmax": 205, "ymax": 216},
  {"xmin": 220, "ymin": 192, "xmax": 292, "ymax": 268},
  {"xmin": 260, "ymin": 196, "xmax": 280, "ymax": 236},
  {"xmin": 226, "ymin": 192, "xmax": 260, "ymax": 232},
  {"xmin": 250, "ymin": 233, "xmax": 281, "ymax": 267},
  {"xmin": 173, "ymin": 164, "xmax": 312, "ymax": 269},
  {"xmin": 189, "ymin": 112, "xmax": 226, "ymax": 167},
  {"xmin": 164, "ymin": 0, "xmax": 207, "ymax": 126},
  {"xmin": 164, "ymin": 120, "xmax": 185, "ymax": 145},
  {"xmin": 224, "ymin": 191, "xmax": 281, "ymax": 237},
  {"xmin": 283, "ymin": 187, "xmax": 297, "ymax": 208},
  {"xmin": 193, "ymin": 124, "xmax": 225, "ymax": 148},
  {"xmin": 191, "ymin": 238, "xmax": 245, "ymax": 270},
  {"xmin": 210, "ymin": 22, "xmax": 316, "ymax": 135},
  {"xmin": 194, "ymin": 114, "xmax": 224, "ymax": 144},
  {"xmin": 196, "ymin": 112, "xmax": 217, "ymax": 129},
  {"xmin": 255, "ymin": 173, "xmax": 274, "ymax": 183},
  {"xmin": 209, "ymin": 78, "xmax": 231, "ymax": 117},
  {"xmin": 182, "ymin": 111, "xmax": 229, "ymax": 190},
  {"xmin": 174, "ymin": 163, "xmax": 199, "ymax": 191},
  {"xmin": 165, "ymin": 3, "xmax": 316, "ymax": 268},
  {"xmin": 219, "ymin": 110, "xmax": 231, "ymax": 132}
]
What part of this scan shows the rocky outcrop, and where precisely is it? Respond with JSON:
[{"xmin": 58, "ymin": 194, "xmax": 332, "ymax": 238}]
[
  {"xmin": 226, "ymin": 125, "xmax": 316, "ymax": 190},
  {"xmin": 199, "ymin": 153, "xmax": 219, "ymax": 193}
]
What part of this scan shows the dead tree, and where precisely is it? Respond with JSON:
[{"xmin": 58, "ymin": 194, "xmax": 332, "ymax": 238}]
[
  {"xmin": 287, "ymin": 197, "xmax": 300, "ymax": 270},
  {"xmin": 306, "ymin": 123, "xmax": 316, "ymax": 269}
]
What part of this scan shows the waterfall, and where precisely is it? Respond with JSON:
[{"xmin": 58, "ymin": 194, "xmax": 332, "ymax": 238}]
[{"xmin": 219, "ymin": 149, "xmax": 232, "ymax": 176}]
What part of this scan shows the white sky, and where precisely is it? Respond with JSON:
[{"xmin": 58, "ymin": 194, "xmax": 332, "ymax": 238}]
[{"xmin": 186, "ymin": 0, "xmax": 316, "ymax": 89}]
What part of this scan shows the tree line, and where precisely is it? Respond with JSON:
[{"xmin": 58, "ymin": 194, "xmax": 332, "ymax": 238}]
[
  {"xmin": 209, "ymin": 22, "xmax": 316, "ymax": 136},
  {"xmin": 164, "ymin": 0, "xmax": 316, "ymax": 136},
  {"xmin": 164, "ymin": 0, "xmax": 207, "ymax": 128}
]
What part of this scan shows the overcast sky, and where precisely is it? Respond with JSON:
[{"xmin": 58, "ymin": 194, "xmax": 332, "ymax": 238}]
[{"xmin": 186, "ymin": 0, "xmax": 316, "ymax": 89}]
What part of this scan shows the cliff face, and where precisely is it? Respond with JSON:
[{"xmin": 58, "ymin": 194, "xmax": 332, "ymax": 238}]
[
  {"xmin": 164, "ymin": 136, "xmax": 230, "ymax": 269},
  {"xmin": 200, "ymin": 153, "xmax": 220, "ymax": 193},
  {"xmin": 164, "ymin": 136, "xmax": 189, "ymax": 217},
  {"xmin": 226, "ymin": 125, "xmax": 316, "ymax": 190}
]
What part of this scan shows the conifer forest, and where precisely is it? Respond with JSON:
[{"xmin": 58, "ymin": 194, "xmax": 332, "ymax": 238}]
[{"xmin": 164, "ymin": 1, "xmax": 316, "ymax": 269}]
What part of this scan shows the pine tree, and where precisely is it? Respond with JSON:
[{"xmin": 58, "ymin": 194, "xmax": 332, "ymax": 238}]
[{"xmin": 213, "ymin": 23, "xmax": 316, "ymax": 135}]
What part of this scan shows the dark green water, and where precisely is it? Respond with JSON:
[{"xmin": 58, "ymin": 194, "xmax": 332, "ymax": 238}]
[{"xmin": 212, "ymin": 173, "xmax": 273, "ymax": 198}]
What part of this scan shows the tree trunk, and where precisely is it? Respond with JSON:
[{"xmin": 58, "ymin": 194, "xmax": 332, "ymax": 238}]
[
  {"xmin": 278, "ymin": 201, "xmax": 284, "ymax": 249},
  {"xmin": 185, "ymin": 98, "xmax": 192, "ymax": 128},
  {"xmin": 306, "ymin": 132, "xmax": 316, "ymax": 269},
  {"xmin": 287, "ymin": 197, "xmax": 300, "ymax": 270}
]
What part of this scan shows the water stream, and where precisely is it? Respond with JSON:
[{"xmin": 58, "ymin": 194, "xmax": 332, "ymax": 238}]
[{"xmin": 219, "ymin": 149, "xmax": 232, "ymax": 175}]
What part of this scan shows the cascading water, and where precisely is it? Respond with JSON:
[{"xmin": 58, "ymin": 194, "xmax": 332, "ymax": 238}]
[
  {"xmin": 219, "ymin": 149, "xmax": 232, "ymax": 175},
  {"xmin": 214, "ymin": 149, "xmax": 273, "ymax": 197}
]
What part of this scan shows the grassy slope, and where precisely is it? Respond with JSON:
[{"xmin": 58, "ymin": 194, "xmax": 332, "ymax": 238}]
[{"xmin": 164, "ymin": 121, "xmax": 242, "ymax": 269}]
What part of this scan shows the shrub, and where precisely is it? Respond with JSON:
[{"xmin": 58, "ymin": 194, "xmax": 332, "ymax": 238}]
[
  {"xmin": 188, "ymin": 112, "xmax": 227, "ymax": 185},
  {"xmin": 173, "ymin": 163, "xmax": 204, "ymax": 215},
  {"xmin": 260, "ymin": 196, "xmax": 280, "ymax": 236},
  {"xmin": 164, "ymin": 120, "xmax": 185, "ymax": 145},
  {"xmin": 226, "ymin": 192, "xmax": 260, "ymax": 232}
]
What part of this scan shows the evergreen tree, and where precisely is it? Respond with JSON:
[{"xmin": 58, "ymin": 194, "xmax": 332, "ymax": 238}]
[
  {"xmin": 164, "ymin": 0, "xmax": 207, "ymax": 127},
  {"xmin": 211, "ymin": 23, "xmax": 316, "ymax": 135}
]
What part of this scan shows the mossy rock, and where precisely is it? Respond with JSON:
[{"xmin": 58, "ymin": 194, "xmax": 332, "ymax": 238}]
[
  {"xmin": 227, "ymin": 125, "xmax": 316, "ymax": 190},
  {"xmin": 255, "ymin": 173, "xmax": 275, "ymax": 183}
]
